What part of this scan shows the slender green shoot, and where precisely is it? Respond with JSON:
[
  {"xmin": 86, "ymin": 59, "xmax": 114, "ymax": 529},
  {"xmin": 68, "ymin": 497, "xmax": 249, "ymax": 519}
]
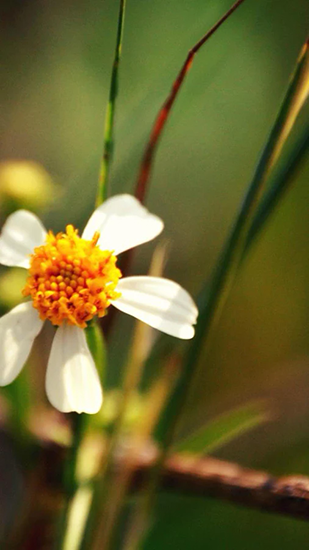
[{"xmin": 96, "ymin": 0, "xmax": 127, "ymax": 206}]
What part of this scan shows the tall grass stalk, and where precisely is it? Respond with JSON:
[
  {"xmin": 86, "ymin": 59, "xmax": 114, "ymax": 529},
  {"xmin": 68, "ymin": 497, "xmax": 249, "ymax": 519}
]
[{"xmin": 96, "ymin": 0, "xmax": 127, "ymax": 206}]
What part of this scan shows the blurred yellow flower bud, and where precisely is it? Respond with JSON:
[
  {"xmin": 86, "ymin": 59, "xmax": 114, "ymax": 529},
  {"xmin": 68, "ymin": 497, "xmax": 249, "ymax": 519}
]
[{"xmin": 0, "ymin": 160, "xmax": 56, "ymax": 210}]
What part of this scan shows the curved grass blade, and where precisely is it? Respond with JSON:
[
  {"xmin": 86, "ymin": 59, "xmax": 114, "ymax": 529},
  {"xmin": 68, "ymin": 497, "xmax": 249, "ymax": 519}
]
[
  {"xmin": 157, "ymin": 37, "xmax": 309, "ymax": 449},
  {"xmin": 174, "ymin": 401, "xmax": 270, "ymax": 456},
  {"xmin": 96, "ymin": 0, "xmax": 127, "ymax": 206}
]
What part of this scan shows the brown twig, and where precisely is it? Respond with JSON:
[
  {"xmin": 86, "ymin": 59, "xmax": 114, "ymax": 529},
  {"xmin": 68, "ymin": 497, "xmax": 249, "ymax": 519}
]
[
  {"xmin": 16, "ymin": 427, "xmax": 309, "ymax": 549},
  {"xmin": 135, "ymin": 0, "xmax": 246, "ymax": 203},
  {"xmin": 128, "ymin": 451, "xmax": 309, "ymax": 522}
]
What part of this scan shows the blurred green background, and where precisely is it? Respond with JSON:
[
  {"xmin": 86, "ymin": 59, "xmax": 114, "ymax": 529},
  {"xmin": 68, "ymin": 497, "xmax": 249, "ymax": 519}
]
[{"xmin": 1, "ymin": 0, "xmax": 309, "ymax": 547}]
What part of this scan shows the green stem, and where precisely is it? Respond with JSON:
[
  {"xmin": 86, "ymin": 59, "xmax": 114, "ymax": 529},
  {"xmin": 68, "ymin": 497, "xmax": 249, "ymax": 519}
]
[
  {"xmin": 55, "ymin": 323, "xmax": 105, "ymax": 550},
  {"xmin": 55, "ymin": 414, "xmax": 85, "ymax": 550},
  {"xmin": 96, "ymin": 0, "xmax": 127, "ymax": 206}
]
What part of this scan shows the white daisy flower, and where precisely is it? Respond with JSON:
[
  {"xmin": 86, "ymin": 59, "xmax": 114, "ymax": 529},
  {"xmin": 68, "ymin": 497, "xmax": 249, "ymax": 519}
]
[{"xmin": 0, "ymin": 195, "xmax": 198, "ymax": 414}]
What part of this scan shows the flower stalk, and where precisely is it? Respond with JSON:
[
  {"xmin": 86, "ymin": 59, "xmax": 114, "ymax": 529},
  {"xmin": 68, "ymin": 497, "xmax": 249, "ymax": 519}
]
[
  {"xmin": 55, "ymin": 322, "xmax": 106, "ymax": 550},
  {"xmin": 55, "ymin": 413, "xmax": 85, "ymax": 550}
]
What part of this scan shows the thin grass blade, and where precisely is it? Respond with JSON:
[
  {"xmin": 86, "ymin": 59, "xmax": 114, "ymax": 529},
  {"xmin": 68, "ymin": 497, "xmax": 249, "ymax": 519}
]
[
  {"xmin": 96, "ymin": 0, "xmax": 127, "ymax": 206},
  {"xmin": 174, "ymin": 401, "xmax": 270, "ymax": 456}
]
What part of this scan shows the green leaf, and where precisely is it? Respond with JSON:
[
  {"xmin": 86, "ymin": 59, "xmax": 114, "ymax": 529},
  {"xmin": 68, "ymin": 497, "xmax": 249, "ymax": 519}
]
[{"xmin": 174, "ymin": 401, "xmax": 270, "ymax": 455}]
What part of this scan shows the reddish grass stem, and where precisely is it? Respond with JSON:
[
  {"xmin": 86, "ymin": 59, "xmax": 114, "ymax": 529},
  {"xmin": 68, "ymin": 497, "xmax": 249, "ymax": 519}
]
[{"xmin": 135, "ymin": 0, "xmax": 247, "ymax": 204}]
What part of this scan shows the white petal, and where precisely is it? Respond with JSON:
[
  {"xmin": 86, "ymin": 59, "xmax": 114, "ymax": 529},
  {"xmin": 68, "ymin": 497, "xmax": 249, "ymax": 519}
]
[
  {"xmin": 0, "ymin": 302, "xmax": 43, "ymax": 385},
  {"xmin": 0, "ymin": 210, "xmax": 47, "ymax": 268},
  {"xmin": 82, "ymin": 194, "xmax": 164, "ymax": 255},
  {"xmin": 111, "ymin": 276, "xmax": 198, "ymax": 340},
  {"xmin": 46, "ymin": 324, "xmax": 103, "ymax": 414}
]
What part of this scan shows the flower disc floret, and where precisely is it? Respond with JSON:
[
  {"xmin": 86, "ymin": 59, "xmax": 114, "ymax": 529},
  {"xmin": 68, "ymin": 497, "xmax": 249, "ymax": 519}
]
[{"xmin": 23, "ymin": 225, "xmax": 121, "ymax": 328}]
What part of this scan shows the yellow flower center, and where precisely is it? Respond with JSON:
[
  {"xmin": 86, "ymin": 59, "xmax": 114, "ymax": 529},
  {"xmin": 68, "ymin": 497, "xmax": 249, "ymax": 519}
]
[{"xmin": 22, "ymin": 225, "xmax": 121, "ymax": 328}]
